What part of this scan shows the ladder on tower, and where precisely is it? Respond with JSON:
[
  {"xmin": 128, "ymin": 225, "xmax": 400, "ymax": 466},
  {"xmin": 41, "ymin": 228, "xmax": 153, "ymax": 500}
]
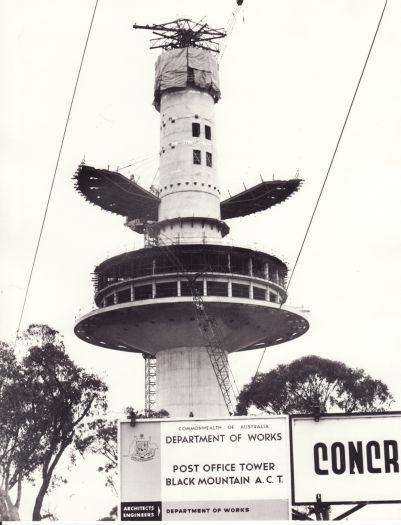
[
  {"xmin": 143, "ymin": 352, "xmax": 157, "ymax": 416},
  {"xmin": 148, "ymin": 229, "xmax": 238, "ymax": 415},
  {"xmin": 189, "ymin": 276, "xmax": 238, "ymax": 415}
]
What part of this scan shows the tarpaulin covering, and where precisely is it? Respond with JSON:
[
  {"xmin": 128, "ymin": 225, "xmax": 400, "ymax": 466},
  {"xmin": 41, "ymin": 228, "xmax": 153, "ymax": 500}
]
[{"xmin": 154, "ymin": 47, "xmax": 221, "ymax": 110}]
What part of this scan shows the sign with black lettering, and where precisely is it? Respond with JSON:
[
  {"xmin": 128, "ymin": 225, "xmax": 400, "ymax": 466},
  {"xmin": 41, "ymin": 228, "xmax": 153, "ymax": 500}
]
[
  {"xmin": 119, "ymin": 416, "xmax": 290, "ymax": 520},
  {"xmin": 290, "ymin": 412, "xmax": 401, "ymax": 504}
]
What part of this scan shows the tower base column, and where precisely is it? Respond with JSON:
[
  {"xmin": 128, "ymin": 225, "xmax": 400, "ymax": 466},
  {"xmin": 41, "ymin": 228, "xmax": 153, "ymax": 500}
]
[{"xmin": 156, "ymin": 346, "xmax": 229, "ymax": 418}]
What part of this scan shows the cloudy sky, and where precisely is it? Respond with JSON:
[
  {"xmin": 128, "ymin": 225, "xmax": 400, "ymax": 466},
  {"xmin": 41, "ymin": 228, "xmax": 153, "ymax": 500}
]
[{"xmin": 1, "ymin": 0, "xmax": 400, "ymax": 520}]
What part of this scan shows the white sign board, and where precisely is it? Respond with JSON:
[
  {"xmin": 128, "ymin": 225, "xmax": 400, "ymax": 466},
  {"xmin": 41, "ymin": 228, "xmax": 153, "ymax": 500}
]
[
  {"xmin": 290, "ymin": 413, "xmax": 401, "ymax": 505},
  {"xmin": 119, "ymin": 416, "xmax": 290, "ymax": 521}
]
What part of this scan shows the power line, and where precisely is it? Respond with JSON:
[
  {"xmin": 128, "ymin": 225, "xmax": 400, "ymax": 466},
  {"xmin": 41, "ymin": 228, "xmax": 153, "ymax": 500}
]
[
  {"xmin": 13, "ymin": 0, "xmax": 99, "ymax": 349},
  {"xmin": 286, "ymin": 0, "xmax": 388, "ymax": 293},
  {"xmin": 253, "ymin": 346, "xmax": 268, "ymax": 379},
  {"xmin": 118, "ymin": 152, "xmax": 159, "ymax": 171},
  {"xmin": 250, "ymin": 0, "xmax": 387, "ymax": 384}
]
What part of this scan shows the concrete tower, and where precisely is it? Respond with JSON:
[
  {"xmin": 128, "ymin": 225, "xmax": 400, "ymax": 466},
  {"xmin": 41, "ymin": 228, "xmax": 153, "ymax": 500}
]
[{"xmin": 74, "ymin": 19, "xmax": 309, "ymax": 418}]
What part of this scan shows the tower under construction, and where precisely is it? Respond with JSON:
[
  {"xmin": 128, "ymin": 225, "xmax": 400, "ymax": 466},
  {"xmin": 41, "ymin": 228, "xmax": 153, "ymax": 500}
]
[{"xmin": 74, "ymin": 18, "xmax": 309, "ymax": 418}]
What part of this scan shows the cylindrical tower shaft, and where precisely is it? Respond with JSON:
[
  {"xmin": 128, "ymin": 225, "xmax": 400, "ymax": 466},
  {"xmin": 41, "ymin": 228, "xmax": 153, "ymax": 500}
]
[
  {"xmin": 156, "ymin": 346, "xmax": 227, "ymax": 418},
  {"xmin": 151, "ymin": 46, "xmax": 230, "ymax": 416},
  {"xmin": 158, "ymin": 89, "xmax": 221, "ymax": 244},
  {"xmin": 152, "ymin": 46, "xmax": 226, "ymax": 247},
  {"xmin": 74, "ymin": 23, "xmax": 309, "ymax": 422}
]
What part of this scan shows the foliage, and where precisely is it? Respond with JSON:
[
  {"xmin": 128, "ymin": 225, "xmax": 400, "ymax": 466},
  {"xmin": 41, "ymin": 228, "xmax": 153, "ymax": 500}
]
[
  {"xmin": 78, "ymin": 408, "xmax": 170, "ymax": 494},
  {"xmin": 99, "ymin": 505, "xmax": 118, "ymax": 521},
  {"xmin": 87, "ymin": 408, "xmax": 169, "ymax": 521},
  {"xmin": 125, "ymin": 407, "xmax": 170, "ymax": 419},
  {"xmin": 0, "ymin": 325, "xmax": 108, "ymax": 521},
  {"xmin": 75, "ymin": 419, "xmax": 118, "ymax": 495},
  {"xmin": 236, "ymin": 355, "xmax": 393, "ymax": 415},
  {"xmin": 20, "ymin": 323, "xmax": 63, "ymax": 347},
  {"xmin": 236, "ymin": 355, "xmax": 394, "ymax": 521},
  {"xmin": 0, "ymin": 340, "xmax": 34, "ymax": 520}
]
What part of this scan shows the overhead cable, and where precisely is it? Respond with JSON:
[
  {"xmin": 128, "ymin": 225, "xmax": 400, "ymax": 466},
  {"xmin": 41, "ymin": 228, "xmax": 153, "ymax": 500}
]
[
  {"xmin": 250, "ymin": 0, "xmax": 388, "ymax": 385},
  {"xmin": 13, "ymin": 0, "xmax": 99, "ymax": 349},
  {"xmin": 286, "ymin": 0, "xmax": 388, "ymax": 293}
]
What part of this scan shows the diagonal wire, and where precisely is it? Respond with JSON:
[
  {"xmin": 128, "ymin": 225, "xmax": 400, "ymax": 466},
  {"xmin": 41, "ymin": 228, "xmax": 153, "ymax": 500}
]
[
  {"xmin": 13, "ymin": 0, "xmax": 99, "ymax": 350},
  {"xmin": 250, "ymin": 0, "xmax": 388, "ymax": 385},
  {"xmin": 253, "ymin": 346, "xmax": 268, "ymax": 379},
  {"xmin": 286, "ymin": 0, "xmax": 388, "ymax": 293},
  {"xmin": 155, "ymin": 229, "xmax": 240, "ymax": 400}
]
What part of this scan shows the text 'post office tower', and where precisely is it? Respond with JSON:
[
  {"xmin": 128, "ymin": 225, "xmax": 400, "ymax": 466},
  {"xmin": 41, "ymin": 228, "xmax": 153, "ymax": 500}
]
[{"xmin": 74, "ymin": 19, "xmax": 309, "ymax": 418}]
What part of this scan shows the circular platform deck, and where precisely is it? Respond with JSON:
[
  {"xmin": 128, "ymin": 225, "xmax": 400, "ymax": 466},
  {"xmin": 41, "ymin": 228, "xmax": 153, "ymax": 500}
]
[{"xmin": 74, "ymin": 296, "xmax": 308, "ymax": 355}]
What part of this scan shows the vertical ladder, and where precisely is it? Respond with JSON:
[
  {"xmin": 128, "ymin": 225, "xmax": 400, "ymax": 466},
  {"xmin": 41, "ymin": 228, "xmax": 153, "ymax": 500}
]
[
  {"xmin": 189, "ymin": 279, "xmax": 237, "ymax": 414},
  {"xmin": 143, "ymin": 353, "xmax": 157, "ymax": 416},
  {"xmin": 148, "ymin": 232, "xmax": 238, "ymax": 415}
]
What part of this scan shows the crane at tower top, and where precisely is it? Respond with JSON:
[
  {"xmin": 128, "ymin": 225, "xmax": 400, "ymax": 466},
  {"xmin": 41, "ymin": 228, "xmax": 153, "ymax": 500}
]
[
  {"xmin": 133, "ymin": 0, "xmax": 245, "ymax": 58},
  {"xmin": 133, "ymin": 19, "xmax": 226, "ymax": 53}
]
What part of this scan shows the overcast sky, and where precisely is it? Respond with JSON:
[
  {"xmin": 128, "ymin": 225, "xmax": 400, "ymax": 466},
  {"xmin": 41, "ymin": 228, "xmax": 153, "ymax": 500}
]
[{"xmin": 1, "ymin": 0, "xmax": 401, "ymax": 520}]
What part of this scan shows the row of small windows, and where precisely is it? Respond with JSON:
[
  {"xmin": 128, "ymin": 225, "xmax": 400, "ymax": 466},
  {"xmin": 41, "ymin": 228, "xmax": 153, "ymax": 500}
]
[
  {"xmin": 103, "ymin": 282, "xmax": 280, "ymax": 306},
  {"xmin": 98, "ymin": 262, "xmax": 285, "ymax": 291},
  {"xmin": 192, "ymin": 123, "xmax": 211, "ymax": 140},
  {"xmin": 193, "ymin": 150, "xmax": 212, "ymax": 167},
  {"xmin": 95, "ymin": 247, "xmax": 287, "ymax": 292},
  {"xmin": 159, "ymin": 182, "xmax": 220, "ymax": 193}
]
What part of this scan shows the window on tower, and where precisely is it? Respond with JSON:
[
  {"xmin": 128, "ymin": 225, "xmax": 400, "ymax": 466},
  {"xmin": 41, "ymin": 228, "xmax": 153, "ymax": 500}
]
[
  {"xmin": 135, "ymin": 284, "xmax": 153, "ymax": 301},
  {"xmin": 269, "ymin": 291, "xmax": 278, "ymax": 303},
  {"xmin": 181, "ymin": 280, "xmax": 203, "ymax": 296},
  {"xmin": 192, "ymin": 122, "xmax": 200, "ymax": 137},
  {"xmin": 117, "ymin": 288, "xmax": 131, "ymax": 303},
  {"xmin": 205, "ymin": 125, "xmax": 211, "ymax": 140},
  {"xmin": 105, "ymin": 294, "xmax": 115, "ymax": 307},
  {"xmin": 156, "ymin": 281, "xmax": 177, "ymax": 298},
  {"xmin": 193, "ymin": 149, "xmax": 201, "ymax": 165},
  {"xmin": 206, "ymin": 152, "xmax": 213, "ymax": 167},
  {"xmin": 253, "ymin": 286, "xmax": 266, "ymax": 301},
  {"xmin": 232, "ymin": 283, "xmax": 250, "ymax": 298},
  {"xmin": 207, "ymin": 281, "xmax": 228, "ymax": 297}
]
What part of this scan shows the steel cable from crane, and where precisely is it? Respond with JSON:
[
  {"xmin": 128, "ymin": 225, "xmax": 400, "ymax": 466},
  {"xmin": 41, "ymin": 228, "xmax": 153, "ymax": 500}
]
[
  {"xmin": 118, "ymin": 152, "xmax": 159, "ymax": 172},
  {"xmin": 248, "ymin": 0, "xmax": 388, "ymax": 390},
  {"xmin": 219, "ymin": 3, "xmax": 243, "ymax": 63},
  {"xmin": 155, "ymin": 229, "xmax": 240, "ymax": 410},
  {"xmin": 149, "ymin": 167, "xmax": 160, "ymax": 190},
  {"xmin": 13, "ymin": 0, "xmax": 99, "ymax": 351},
  {"xmin": 128, "ymin": 159, "xmax": 160, "ymax": 185}
]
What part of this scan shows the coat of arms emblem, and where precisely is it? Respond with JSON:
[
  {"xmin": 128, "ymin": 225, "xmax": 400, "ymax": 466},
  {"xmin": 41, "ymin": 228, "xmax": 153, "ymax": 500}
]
[{"xmin": 128, "ymin": 434, "xmax": 158, "ymax": 461}]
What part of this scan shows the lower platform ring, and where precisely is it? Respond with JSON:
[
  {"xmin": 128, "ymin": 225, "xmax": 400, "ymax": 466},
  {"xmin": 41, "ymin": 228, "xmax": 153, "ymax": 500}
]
[{"xmin": 74, "ymin": 296, "xmax": 309, "ymax": 354}]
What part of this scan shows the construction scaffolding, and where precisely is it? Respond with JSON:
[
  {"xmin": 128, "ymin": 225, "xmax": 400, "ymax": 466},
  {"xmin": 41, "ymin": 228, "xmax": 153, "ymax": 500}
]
[
  {"xmin": 154, "ymin": 236, "xmax": 239, "ymax": 415},
  {"xmin": 143, "ymin": 353, "xmax": 157, "ymax": 416},
  {"xmin": 75, "ymin": 164, "xmax": 302, "ymax": 226},
  {"xmin": 189, "ymin": 276, "xmax": 238, "ymax": 414},
  {"xmin": 92, "ymin": 243, "xmax": 288, "ymax": 294}
]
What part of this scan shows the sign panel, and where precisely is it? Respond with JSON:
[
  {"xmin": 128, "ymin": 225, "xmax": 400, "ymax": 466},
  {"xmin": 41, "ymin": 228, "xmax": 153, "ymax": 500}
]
[
  {"xmin": 290, "ymin": 412, "xmax": 401, "ymax": 505},
  {"xmin": 120, "ymin": 416, "xmax": 290, "ymax": 521}
]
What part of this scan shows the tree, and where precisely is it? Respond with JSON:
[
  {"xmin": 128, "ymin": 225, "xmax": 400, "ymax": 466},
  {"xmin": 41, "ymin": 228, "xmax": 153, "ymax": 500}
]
[
  {"xmin": 75, "ymin": 418, "xmax": 118, "ymax": 495},
  {"xmin": 77, "ymin": 408, "xmax": 170, "ymax": 499},
  {"xmin": 236, "ymin": 355, "xmax": 393, "ymax": 416},
  {"xmin": 0, "ymin": 341, "xmax": 25, "ymax": 520},
  {"xmin": 99, "ymin": 505, "xmax": 118, "ymax": 521},
  {"xmin": 236, "ymin": 355, "xmax": 394, "ymax": 521},
  {"xmin": 125, "ymin": 407, "xmax": 170, "ymax": 420},
  {"xmin": 80, "ymin": 407, "xmax": 170, "ymax": 521},
  {"xmin": 0, "ymin": 324, "xmax": 108, "ymax": 521},
  {"xmin": 77, "ymin": 419, "xmax": 119, "ymax": 522}
]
